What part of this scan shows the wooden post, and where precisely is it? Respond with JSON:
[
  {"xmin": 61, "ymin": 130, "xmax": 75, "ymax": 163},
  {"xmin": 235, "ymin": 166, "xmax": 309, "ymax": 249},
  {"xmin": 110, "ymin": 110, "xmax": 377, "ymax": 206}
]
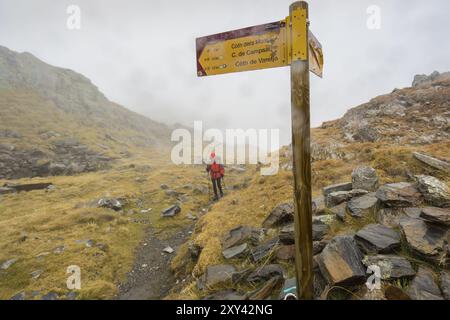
[{"xmin": 289, "ymin": 1, "xmax": 313, "ymax": 300}]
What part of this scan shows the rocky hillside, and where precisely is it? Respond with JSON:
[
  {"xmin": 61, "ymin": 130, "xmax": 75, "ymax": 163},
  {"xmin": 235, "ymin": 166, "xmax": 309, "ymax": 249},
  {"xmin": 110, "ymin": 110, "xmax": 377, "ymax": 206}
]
[
  {"xmin": 0, "ymin": 45, "xmax": 172, "ymax": 179},
  {"xmin": 170, "ymin": 72, "xmax": 450, "ymax": 300}
]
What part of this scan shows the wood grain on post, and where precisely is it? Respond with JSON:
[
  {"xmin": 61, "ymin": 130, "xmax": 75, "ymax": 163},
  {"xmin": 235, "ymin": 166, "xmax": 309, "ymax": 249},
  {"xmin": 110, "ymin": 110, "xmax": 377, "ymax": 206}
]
[{"xmin": 289, "ymin": 1, "xmax": 313, "ymax": 300}]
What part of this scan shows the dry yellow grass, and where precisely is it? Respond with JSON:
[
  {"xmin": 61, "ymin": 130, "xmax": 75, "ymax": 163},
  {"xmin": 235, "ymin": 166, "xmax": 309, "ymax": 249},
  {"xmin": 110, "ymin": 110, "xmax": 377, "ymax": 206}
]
[{"xmin": 0, "ymin": 152, "xmax": 211, "ymax": 300}]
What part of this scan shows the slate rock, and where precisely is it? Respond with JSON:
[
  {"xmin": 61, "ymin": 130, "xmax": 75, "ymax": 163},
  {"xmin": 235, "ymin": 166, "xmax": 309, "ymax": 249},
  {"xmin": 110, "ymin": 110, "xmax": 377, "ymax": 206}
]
[
  {"xmin": 440, "ymin": 271, "xmax": 450, "ymax": 300},
  {"xmin": 384, "ymin": 285, "xmax": 411, "ymax": 300},
  {"xmin": 362, "ymin": 255, "xmax": 415, "ymax": 280},
  {"xmin": 352, "ymin": 167, "xmax": 379, "ymax": 192},
  {"xmin": 317, "ymin": 235, "xmax": 366, "ymax": 287},
  {"xmin": 376, "ymin": 208, "xmax": 406, "ymax": 228},
  {"xmin": 249, "ymin": 276, "xmax": 283, "ymax": 300},
  {"xmin": 312, "ymin": 196, "xmax": 326, "ymax": 215},
  {"xmin": 279, "ymin": 224, "xmax": 295, "ymax": 245},
  {"xmin": 413, "ymin": 152, "xmax": 450, "ymax": 173},
  {"xmin": 313, "ymin": 240, "xmax": 328, "ymax": 255},
  {"xmin": 10, "ymin": 292, "xmax": 25, "ymax": 300},
  {"xmin": 355, "ymin": 224, "xmax": 401, "ymax": 253},
  {"xmin": 276, "ymin": 245, "xmax": 296, "ymax": 261},
  {"xmin": 325, "ymin": 189, "xmax": 369, "ymax": 208},
  {"xmin": 1, "ymin": 258, "xmax": 17, "ymax": 270},
  {"xmin": 41, "ymin": 292, "xmax": 59, "ymax": 300},
  {"xmin": 407, "ymin": 267, "xmax": 444, "ymax": 300},
  {"xmin": 222, "ymin": 243, "xmax": 249, "ymax": 259},
  {"xmin": 263, "ymin": 203, "xmax": 294, "ymax": 228},
  {"xmin": 247, "ymin": 264, "xmax": 284, "ymax": 283},
  {"xmin": 347, "ymin": 193, "xmax": 379, "ymax": 218},
  {"xmin": 330, "ymin": 202, "xmax": 347, "ymax": 221},
  {"xmin": 221, "ymin": 226, "xmax": 263, "ymax": 249},
  {"xmin": 251, "ymin": 237, "xmax": 279, "ymax": 262},
  {"xmin": 203, "ymin": 290, "xmax": 246, "ymax": 300},
  {"xmin": 161, "ymin": 205, "xmax": 181, "ymax": 217},
  {"xmin": 31, "ymin": 269, "xmax": 44, "ymax": 280},
  {"xmin": 420, "ymin": 207, "xmax": 450, "ymax": 226},
  {"xmin": 416, "ymin": 175, "xmax": 450, "ymax": 208},
  {"xmin": 97, "ymin": 198, "xmax": 122, "ymax": 211},
  {"xmin": 199, "ymin": 265, "xmax": 237, "ymax": 289},
  {"xmin": 399, "ymin": 216, "xmax": 448, "ymax": 266},
  {"xmin": 322, "ymin": 182, "xmax": 353, "ymax": 197},
  {"xmin": 312, "ymin": 220, "xmax": 329, "ymax": 241},
  {"xmin": 375, "ymin": 183, "xmax": 422, "ymax": 207},
  {"xmin": 53, "ymin": 245, "xmax": 65, "ymax": 254}
]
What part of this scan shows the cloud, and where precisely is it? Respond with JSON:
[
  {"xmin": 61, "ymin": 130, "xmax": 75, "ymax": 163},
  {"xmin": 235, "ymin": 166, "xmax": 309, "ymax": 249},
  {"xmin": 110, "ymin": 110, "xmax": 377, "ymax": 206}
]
[{"xmin": 0, "ymin": 0, "xmax": 449, "ymax": 145}]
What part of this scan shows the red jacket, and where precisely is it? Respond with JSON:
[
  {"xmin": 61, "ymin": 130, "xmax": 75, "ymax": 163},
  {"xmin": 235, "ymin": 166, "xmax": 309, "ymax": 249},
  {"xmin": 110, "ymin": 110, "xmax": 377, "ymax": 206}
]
[{"xmin": 207, "ymin": 161, "xmax": 224, "ymax": 179}]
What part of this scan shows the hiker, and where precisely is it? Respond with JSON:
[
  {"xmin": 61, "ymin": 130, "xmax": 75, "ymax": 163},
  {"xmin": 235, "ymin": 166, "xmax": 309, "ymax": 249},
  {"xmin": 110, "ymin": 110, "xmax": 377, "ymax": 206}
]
[{"xmin": 206, "ymin": 152, "xmax": 224, "ymax": 201}]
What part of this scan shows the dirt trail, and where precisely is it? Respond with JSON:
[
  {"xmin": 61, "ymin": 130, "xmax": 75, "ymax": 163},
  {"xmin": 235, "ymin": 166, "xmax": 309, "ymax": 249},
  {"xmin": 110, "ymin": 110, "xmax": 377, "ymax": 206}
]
[{"xmin": 117, "ymin": 223, "xmax": 194, "ymax": 300}]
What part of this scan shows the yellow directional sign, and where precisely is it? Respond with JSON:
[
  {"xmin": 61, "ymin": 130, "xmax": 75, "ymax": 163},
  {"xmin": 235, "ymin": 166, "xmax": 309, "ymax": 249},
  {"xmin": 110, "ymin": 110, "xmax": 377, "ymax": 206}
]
[
  {"xmin": 196, "ymin": 20, "xmax": 323, "ymax": 77},
  {"xmin": 196, "ymin": 21, "xmax": 288, "ymax": 77}
]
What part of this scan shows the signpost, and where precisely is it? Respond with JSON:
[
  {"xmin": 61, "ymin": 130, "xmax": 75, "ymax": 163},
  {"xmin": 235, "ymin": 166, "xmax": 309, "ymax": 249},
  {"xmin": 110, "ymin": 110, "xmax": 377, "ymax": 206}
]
[{"xmin": 196, "ymin": 1, "xmax": 322, "ymax": 300}]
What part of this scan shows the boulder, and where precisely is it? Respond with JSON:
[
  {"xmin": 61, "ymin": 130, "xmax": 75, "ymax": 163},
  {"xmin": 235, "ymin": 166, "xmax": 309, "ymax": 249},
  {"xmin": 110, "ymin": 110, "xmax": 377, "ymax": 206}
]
[
  {"xmin": 376, "ymin": 183, "xmax": 422, "ymax": 207},
  {"xmin": 97, "ymin": 198, "xmax": 122, "ymax": 211},
  {"xmin": 203, "ymin": 290, "xmax": 246, "ymax": 300},
  {"xmin": 376, "ymin": 208, "xmax": 406, "ymax": 228},
  {"xmin": 407, "ymin": 267, "xmax": 444, "ymax": 300},
  {"xmin": 384, "ymin": 285, "xmax": 411, "ymax": 300},
  {"xmin": 352, "ymin": 167, "xmax": 379, "ymax": 192},
  {"xmin": 198, "ymin": 265, "xmax": 237, "ymax": 289},
  {"xmin": 263, "ymin": 203, "xmax": 294, "ymax": 228},
  {"xmin": 322, "ymin": 182, "xmax": 353, "ymax": 197},
  {"xmin": 247, "ymin": 264, "xmax": 284, "ymax": 283},
  {"xmin": 317, "ymin": 236, "xmax": 366, "ymax": 287},
  {"xmin": 161, "ymin": 205, "xmax": 181, "ymax": 217},
  {"xmin": 325, "ymin": 189, "xmax": 368, "ymax": 208},
  {"xmin": 355, "ymin": 224, "xmax": 401, "ymax": 253},
  {"xmin": 416, "ymin": 175, "xmax": 450, "ymax": 208},
  {"xmin": 312, "ymin": 221, "xmax": 329, "ymax": 241},
  {"xmin": 312, "ymin": 196, "xmax": 326, "ymax": 215},
  {"xmin": 330, "ymin": 202, "xmax": 347, "ymax": 221},
  {"xmin": 440, "ymin": 271, "xmax": 450, "ymax": 300},
  {"xmin": 399, "ymin": 216, "xmax": 448, "ymax": 266},
  {"xmin": 221, "ymin": 226, "xmax": 263, "ymax": 249},
  {"xmin": 222, "ymin": 243, "xmax": 249, "ymax": 259},
  {"xmin": 276, "ymin": 245, "xmax": 296, "ymax": 261},
  {"xmin": 413, "ymin": 152, "xmax": 450, "ymax": 173},
  {"xmin": 251, "ymin": 237, "xmax": 279, "ymax": 262},
  {"xmin": 279, "ymin": 224, "xmax": 295, "ymax": 245},
  {"xmin": 420, "ymin": 207, "xmax": 450, "ymax": 226},
  {"xmin": 313, "ymin": 240, "xmax": 328, "ymax": 255},
  {"xmin": 362, "ymin": 255, "xmax": 415, "ymax": 280},
  {"xmin": 347, "ymin": 193, "xmax": 379, "ymax": 218},
  {"xmin": 249, "ymin": 276, "xmax": 284, "ymax": 300}
]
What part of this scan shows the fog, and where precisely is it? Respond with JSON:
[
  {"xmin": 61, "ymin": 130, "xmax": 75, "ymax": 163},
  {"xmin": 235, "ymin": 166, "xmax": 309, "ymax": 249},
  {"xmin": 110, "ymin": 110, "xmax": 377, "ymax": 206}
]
[{"xmin": 1, "ymin": 0, "xmax": 449, "ymax": 145}]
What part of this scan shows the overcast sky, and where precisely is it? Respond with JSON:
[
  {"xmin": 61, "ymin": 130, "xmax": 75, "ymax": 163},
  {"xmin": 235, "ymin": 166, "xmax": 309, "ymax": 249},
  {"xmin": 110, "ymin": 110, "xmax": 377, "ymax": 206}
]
[{"xmin": 1, "ymin": 0, "xmax": 449, "ymax": 145}]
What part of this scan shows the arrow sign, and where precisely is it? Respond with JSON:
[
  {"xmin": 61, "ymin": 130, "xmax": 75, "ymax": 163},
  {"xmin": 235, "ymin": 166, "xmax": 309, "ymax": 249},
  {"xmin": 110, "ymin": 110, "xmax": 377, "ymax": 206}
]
[
  {"xmin": 196, "ymin": 21, "xmax": 288, "ymax": 77},
  {"xmin": 196, "ymin": 20, "xmax": 323, "ymax": 77}
]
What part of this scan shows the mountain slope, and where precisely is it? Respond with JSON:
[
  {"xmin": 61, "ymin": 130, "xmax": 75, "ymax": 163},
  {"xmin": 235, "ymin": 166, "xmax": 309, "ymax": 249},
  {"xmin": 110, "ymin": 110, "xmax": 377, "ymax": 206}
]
[{"xmin": 0, "ymin": 45, "xmax": 172, "ymax": 179}]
